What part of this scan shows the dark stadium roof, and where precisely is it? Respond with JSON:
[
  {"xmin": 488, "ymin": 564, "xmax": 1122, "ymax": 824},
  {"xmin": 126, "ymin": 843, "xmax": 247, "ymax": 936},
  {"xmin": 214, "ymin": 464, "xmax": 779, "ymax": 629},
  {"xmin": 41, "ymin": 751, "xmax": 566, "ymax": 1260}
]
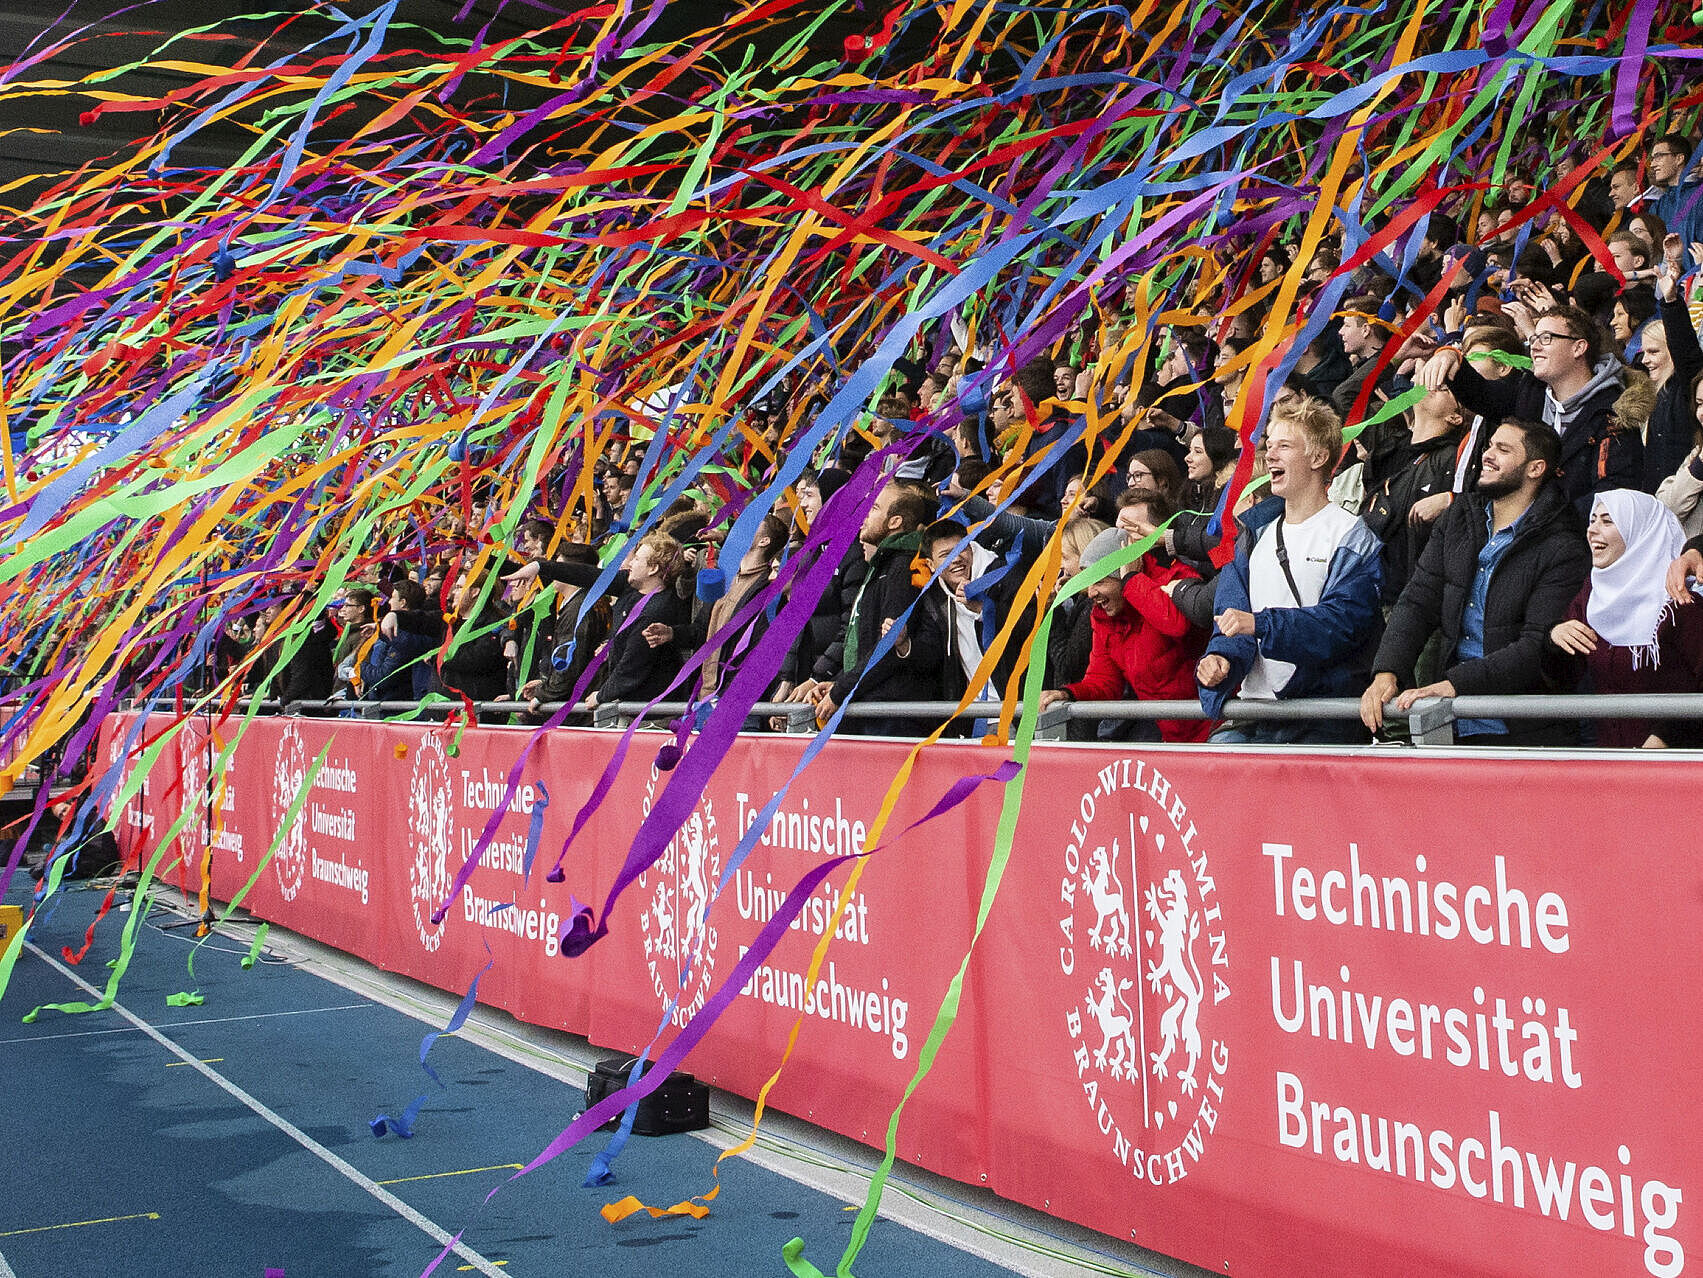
[{"xmin": 0, "ymin": 0, "xmax": 936, "ymax": 208}]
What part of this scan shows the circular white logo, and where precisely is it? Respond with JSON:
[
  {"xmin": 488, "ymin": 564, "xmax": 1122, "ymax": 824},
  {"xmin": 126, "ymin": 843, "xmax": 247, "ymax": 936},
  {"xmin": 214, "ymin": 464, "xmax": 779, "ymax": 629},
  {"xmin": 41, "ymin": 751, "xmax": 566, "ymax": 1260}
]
[
  {"xmin": 639, "ymin": 767, "xmax": 722, "ymax": 1027},
  {"xmin": 1059, "ymin": 760, "xmax": 1231, "ymax": 1186},
  {"xmin": 407, "ymin": 732, "xmax": 456, "ymax": 950},
  {"xmin": 270, "ymin": 719, "xmax": 309, "ymax": 901}
]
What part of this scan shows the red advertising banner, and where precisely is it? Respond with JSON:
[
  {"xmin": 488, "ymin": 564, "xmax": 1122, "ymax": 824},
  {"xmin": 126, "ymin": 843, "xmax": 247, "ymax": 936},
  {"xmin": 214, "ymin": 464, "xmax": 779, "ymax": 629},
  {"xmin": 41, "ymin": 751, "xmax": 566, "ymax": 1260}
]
[{"xmin": 98, "ymin": 713, "xmax": 1702, "ymax": 1278}]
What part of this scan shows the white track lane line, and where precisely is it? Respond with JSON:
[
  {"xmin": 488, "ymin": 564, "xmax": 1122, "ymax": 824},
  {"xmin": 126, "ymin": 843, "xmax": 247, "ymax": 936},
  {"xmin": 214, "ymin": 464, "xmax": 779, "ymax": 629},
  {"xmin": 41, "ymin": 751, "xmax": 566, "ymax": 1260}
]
[
  {"xmin": 0, "ymin": 1002, "xmax": 373, "ymax": 1045},
  {"xmin": 26, "ymin": 944, "xmax": 506, "ymax": 1278}
]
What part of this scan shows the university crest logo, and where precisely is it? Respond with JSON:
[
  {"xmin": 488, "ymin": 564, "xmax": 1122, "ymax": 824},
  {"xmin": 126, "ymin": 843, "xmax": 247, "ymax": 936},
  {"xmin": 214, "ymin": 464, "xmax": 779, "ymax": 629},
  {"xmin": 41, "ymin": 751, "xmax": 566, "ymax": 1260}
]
[
  {"xmin": 639, "ymin": 765, "xmax": 722, "ymax": 1028},
  {"xmin": 1058, "ymin": 758, "xmax": 1231, "ymax": 1188},
  {"xmin": 270, "ymin": 719, "xmax": 309, "ymax": 901},
  {"xmin": 178, "ymin": 730, "xmax": 207, "ymax": 856},
  {"xmin": 406, "ymin": 732, "xmax": 456, "ymax": 950}
]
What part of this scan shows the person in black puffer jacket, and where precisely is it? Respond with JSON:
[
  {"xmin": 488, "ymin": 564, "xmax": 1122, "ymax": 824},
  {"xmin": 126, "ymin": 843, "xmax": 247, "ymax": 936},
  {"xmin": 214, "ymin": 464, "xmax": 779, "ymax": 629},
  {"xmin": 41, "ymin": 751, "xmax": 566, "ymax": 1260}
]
[
  {"xmin": 776, "ymin": 469, "xmax": 861, "ymax": 696},
  {"xmin": 1169, "ymin": 425, "xmax": 1240, "ymax": 577},
  {"xmin": 796, "ymin": 536, "xmax": 869, "ymax": 690},
  {"xmin": 1362, "ymin": 419, "xmax": 1590, "ymax": 745},
  {"xmin": 259, "ymin": 598, "xmax": 335, "ymax": 707}
]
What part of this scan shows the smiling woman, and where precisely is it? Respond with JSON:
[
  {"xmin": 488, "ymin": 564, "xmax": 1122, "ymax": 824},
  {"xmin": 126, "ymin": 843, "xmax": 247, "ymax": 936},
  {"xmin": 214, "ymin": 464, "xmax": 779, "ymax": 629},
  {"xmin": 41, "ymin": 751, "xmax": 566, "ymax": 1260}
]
[{"xmin": 1543, "ymin": 489, "xmax": 1703, "ymax": 747}]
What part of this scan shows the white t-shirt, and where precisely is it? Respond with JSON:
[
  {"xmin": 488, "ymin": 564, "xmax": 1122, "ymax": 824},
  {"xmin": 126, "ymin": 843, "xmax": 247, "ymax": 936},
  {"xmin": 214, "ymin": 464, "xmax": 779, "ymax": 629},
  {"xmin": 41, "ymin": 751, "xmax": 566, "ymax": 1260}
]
[
  {"xmin": 1239, "ymin": 502, "xmax": 1360, "ymax": 699},
  {"xmin": 951, "ymin": 595, "xmax": 997, "ymax": 699}
]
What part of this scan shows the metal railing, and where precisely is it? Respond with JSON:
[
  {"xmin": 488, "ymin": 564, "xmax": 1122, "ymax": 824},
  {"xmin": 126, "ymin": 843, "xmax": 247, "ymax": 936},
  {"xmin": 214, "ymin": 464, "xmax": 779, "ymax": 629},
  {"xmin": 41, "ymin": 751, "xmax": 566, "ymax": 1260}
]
[{"xmin": 149, "ymin": 691, "xmax": 1703, "ymax": 747}]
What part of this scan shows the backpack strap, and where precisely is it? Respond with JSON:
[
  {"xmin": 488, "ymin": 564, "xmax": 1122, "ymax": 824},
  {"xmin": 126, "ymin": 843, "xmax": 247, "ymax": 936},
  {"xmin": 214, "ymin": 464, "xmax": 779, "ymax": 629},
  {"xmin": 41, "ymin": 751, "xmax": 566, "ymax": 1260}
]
[{"xmin": 1272, "ymin": 518, "xmax": 1306, "ymax": 607}]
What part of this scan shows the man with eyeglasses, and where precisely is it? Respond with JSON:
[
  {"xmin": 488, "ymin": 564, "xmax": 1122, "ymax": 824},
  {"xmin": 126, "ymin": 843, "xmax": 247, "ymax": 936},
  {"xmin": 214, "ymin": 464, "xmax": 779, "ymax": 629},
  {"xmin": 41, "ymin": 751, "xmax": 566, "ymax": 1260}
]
[
  {"xmin": 1417, "ymin": 304, "xmax": 1640, "ymax": 514},
  {"xmin": 1646, "ymin": 134, "xmax": 1703, "ymax": 263}
]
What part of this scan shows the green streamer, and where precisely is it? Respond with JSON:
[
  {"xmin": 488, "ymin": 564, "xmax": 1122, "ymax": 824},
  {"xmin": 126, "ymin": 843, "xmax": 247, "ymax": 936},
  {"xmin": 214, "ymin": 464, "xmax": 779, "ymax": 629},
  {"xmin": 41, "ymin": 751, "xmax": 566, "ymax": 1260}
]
[{"xmin": 784, "ymin": 522, "xmax": 1172, "ymax": 1278}]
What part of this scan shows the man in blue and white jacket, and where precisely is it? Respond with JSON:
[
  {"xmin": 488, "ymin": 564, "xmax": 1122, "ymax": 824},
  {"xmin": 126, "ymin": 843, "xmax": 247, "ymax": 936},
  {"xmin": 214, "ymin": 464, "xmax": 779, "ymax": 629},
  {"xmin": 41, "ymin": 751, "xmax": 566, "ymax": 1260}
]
[{"xmin": 1196, "ymin": 398, "xmax": 1384, "ymax": 743}]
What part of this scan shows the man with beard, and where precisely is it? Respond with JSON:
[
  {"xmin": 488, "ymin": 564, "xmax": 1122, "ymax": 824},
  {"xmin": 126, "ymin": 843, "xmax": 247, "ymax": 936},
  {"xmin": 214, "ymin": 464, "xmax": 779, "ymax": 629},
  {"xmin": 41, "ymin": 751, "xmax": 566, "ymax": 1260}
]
[
  {"xmin": 1361, "ymin": 419, "xmax": 1590, "ymax": 745},
  {"xmin": 1418, "ymin": 306, "xmax": 1639, "ymax": 514},
  {"xmin": 806, "ymin": 481, "xmax": 943, "ymax": 735}
]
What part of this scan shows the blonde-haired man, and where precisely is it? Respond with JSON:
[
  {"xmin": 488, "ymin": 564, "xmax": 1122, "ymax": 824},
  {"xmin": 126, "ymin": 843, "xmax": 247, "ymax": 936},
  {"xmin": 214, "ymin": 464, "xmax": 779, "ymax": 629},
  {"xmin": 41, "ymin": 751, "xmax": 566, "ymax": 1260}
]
[{"xmin": 1197, "ymin": 396, "xmax": 1384, "ymax": 742}]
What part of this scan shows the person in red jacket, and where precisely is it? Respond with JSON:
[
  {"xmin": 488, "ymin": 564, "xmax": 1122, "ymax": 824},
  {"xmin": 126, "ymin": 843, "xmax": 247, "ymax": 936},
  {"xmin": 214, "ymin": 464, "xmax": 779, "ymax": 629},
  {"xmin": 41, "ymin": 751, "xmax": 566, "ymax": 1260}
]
[{"xmin": 1039, "ymin": 489, "xmax": 1213, "ymax": 742}]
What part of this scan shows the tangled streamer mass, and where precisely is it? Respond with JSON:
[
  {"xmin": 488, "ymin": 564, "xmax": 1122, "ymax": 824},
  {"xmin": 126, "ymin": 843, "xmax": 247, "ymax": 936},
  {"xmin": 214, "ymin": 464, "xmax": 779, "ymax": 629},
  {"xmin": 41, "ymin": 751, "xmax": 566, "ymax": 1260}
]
[{"xmin": 1, "ymin": 0, "xmax": 1700, "ymax": 1268}]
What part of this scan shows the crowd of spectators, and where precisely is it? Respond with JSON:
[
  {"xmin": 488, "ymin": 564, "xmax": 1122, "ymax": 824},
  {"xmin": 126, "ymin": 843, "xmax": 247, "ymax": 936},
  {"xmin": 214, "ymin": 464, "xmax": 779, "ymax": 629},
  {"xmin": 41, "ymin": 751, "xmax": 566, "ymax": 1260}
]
[{"xmin": 234, "ymin": 129, "xmax": 1703, "ymax": 748}]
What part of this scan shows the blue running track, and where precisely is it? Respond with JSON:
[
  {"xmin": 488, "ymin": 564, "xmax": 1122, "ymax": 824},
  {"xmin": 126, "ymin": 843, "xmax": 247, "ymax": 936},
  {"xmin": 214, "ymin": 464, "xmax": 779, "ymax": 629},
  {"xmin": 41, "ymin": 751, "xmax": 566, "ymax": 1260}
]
[{"xmin": 0, "ymin": 876, "xmax": 1205, "ymax": 1278}]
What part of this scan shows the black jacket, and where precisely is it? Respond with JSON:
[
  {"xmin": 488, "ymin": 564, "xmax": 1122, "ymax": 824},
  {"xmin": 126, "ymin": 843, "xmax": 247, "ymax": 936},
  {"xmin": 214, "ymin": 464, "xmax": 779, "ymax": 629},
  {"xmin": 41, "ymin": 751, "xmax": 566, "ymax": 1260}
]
[
  {"xmin": 1301, "ymin": 348, "xmax": 1356, "ymax": 412},
  {"xmin": 439, "ymin": 603, "xmax": 510, "ymax": 703},
  {"xmin": 1171, "ymin": 484, "xmax": 1226, "ymax": 571},
  {"xmin": 830, "ymin": 531, "xmax": 945, "ymax": 734},
  {"xmin": 1020, "ymin": 410, "xmax": 1091, "ymax": 518},
  {"xmin": 535, "ymin": 560, "xmax": 691, "ymax": 704},
  {"xmin": 275, "ymin": 617, "xmax": 336, "ymax": 705},
  {"xmin": 1374, "ymin": 483, "xmax": 1589, "ymax": 699},
  {"xmin": 537, "ymin": 588, "xmax": 614, "ymax": 710},
  {"xmin": 791, "ymin": 540, "xmax": 868, "ymax": 686},
  {"xmin": 1360, "ymin": 430, "xmax": 1464, "ymax": 603},
  {"xmin": 1321, "ymin": 356, "xmax": 1389, "ymax": 426},
  {"xmin": 910, "ymin": 586, "xmax": 971, "ymax": 739},
  {"xmin": 1645, "ymin": 295, "xmax": 1703, "ymax": 492},
  {"xmin": 1046, "ymin": 595, "xmax": 1093, "ymax": 688},
  {"xmin": 1449, "ymin": 357, "xmax": 1640, "ymax": 513}
]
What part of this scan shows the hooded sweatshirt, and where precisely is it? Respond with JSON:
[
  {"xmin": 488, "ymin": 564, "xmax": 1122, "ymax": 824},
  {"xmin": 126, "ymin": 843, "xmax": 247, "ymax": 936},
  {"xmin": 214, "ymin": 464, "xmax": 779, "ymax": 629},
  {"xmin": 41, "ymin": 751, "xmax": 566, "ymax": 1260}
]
[
  {"xmin": 1542, "ymin": 355, "xmax": 1624, "ymax": 438},
  {"xmin": 929, "ymin": 542, "xmax": 1000, "ymax": 697}
]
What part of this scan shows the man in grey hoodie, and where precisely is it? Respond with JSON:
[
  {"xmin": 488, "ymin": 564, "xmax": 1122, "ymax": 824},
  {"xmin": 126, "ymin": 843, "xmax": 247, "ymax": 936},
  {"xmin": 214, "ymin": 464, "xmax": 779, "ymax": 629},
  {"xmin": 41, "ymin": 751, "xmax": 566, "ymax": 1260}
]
[{"xmin": 1417, "ymin": 304, "xmax": 1641, "ymax": 513}]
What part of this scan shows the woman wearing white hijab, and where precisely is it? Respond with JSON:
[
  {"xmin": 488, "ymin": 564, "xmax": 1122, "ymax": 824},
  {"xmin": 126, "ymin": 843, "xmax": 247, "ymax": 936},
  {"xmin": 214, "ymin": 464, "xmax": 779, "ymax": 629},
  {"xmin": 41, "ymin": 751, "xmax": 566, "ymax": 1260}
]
[{"xmin": 1545, "ymin": 489, "xmax": 1703, "ymax": 747}]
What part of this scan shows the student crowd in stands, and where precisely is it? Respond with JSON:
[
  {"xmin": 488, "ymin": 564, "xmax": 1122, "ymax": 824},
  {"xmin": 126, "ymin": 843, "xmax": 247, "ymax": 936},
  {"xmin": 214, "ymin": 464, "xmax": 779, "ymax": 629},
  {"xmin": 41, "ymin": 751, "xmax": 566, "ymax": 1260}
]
[{"xmin": 237, "ymin": 128, "xmax": 1703, "ymax": 748}]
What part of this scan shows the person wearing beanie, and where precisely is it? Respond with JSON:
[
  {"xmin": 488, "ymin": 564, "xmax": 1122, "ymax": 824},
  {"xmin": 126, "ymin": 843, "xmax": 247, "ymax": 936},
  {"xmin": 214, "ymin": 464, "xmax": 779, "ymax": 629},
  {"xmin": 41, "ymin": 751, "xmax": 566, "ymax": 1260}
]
[
  {"xmin": 1038, "ymin": 490, "xmax": 1212, "ymax": 743},
  {"xmin": 814, "ymin": 467, "xmax": 852, "ymax": 503}
]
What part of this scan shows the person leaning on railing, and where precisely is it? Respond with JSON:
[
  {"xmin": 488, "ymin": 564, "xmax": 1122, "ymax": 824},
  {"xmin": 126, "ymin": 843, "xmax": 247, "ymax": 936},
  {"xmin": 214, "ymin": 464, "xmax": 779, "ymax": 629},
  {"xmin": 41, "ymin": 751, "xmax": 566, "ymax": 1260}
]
[
  {"xmin": 437, "ymin": 564, "xmax": 511, "ymax": 705},
  {"xmin": 506, "ymin": 544, "xmax": 609, "ymax": 722},
  {"xmin": 1543, "ymin": 490, "xmax": 1703, "ymax": 747},
  {"xmin": 1039, "ymin": 497, "xmax": 1211, "ymax": 744},
  {"xmin": 671, "ymin": 514, "xmax": 788, "ymax": 700},
  {"xmin": 1361, "ymin": 419, "xmax": 1589, "ymax": 744},
  {"xmin": 1196, "ymin": 399, "xmax": 1384, "ymax": 745},
  {"xmin": 808, "ymin": 482, "xmax": 944, "ymax": 736},
  {"xmin": 362, "ymin": 578, "xmax": 442, "ymax": 705},
  {"xmin": 249, "ymin": 593, "xmax": 336, "ymax": 709}
]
